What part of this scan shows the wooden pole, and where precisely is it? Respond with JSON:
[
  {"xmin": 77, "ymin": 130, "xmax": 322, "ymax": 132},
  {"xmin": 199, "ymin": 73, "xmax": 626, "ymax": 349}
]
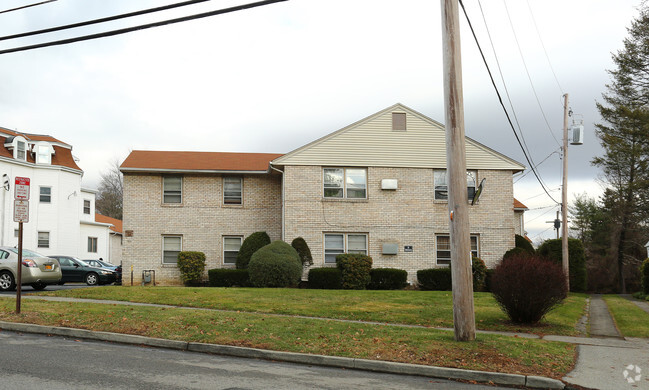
[
  {"xmin": 561, "ymin": 94, "xmax": 570, "ymax": 290},
  {"xmin": 441, "ymin": 0, "xmax": 475, "ymax": 342}
]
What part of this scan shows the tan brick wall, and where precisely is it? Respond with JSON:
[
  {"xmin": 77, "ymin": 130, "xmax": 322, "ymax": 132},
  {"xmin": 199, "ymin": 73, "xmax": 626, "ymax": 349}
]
[
  {"xmin": 122, "ymin": 173, "xmax": 282, "ymax": 285},
  {"xmin": 283, "ymin": 166, "xmax": 516, "ymax": 283}
]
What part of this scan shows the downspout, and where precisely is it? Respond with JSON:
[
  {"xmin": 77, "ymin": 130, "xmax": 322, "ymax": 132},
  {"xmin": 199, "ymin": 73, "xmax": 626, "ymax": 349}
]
[{"xmin": 268, "ymin": 162, "xmax": 284, "ymax": 241}]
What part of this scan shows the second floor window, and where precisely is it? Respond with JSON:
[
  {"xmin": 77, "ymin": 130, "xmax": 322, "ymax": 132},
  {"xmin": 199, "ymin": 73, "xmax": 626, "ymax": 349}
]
[
  {"xmin": 83, "ymin": 199, "xmax": 91, "ymax": 214},
  {"xmin": 434, "ymin": 170, "xmax": 477, "ymax": 202},
  {"xmin": 40, "ymin": 187, "xmax": 51, "ymax": 203},
  {"xmin": 16, "ymin": 140, "xmax": 26, "ymax": 161},
  {"xmin": 223, "ymin": 177, "xmax": 242, "ymax": 205},
  {"xmin": 163, "ymin": 176, "xmax": 182, "ymax": 204},
  {"xmin": 323, "ymin": 168, "xmax": 367, "ymax": 199}
]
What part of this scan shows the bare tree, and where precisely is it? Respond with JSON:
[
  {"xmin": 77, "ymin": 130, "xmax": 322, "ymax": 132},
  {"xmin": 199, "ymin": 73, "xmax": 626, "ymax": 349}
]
[{"xmin": 96, "ymin": 158, "xmax": 123, "ymax": 220}]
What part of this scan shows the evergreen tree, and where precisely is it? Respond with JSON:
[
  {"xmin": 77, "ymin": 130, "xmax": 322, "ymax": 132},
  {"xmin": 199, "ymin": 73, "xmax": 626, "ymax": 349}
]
[{"xmin": 594, "ymin": 5, "xmax": 649, "ymax": 293}]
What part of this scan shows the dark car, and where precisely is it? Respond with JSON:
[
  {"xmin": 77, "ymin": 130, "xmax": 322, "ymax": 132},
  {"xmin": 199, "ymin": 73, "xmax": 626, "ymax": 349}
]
[
  {"xmin": 84, "ymin": 259, "xmax": 122, "ymax": 285},
  {"xmin": 48, "ymin": 256, "xmax": 117, "ymax": 286}
]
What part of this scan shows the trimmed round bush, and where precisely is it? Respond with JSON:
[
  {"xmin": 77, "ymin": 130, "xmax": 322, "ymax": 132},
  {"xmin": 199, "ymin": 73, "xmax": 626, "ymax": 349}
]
[
  {"xmin": 307, "ymin": 267, "xmax": 342, "ymax": 289},
  {"xmin": 177, "ymin": 251, "xmax": 206, "ymax": 286},
  {"xmin": 236, "ymin": 231, "xmax": 271, "ymax": 269},
  {"xmin": 208, "ymin": 269, "xmax": 250, "ymax": 287},
  {"xmin": 515, "ymin": 234, "xmax": 535, "ymax": 254},
  {"xmin": 368, "ymin": 268, "xmax": 408, "ymax": 290},
  {"xmin": 336, "ymin": 253, "xmax": 373, "ymax": 290},
  {"xmin": 537, "ymin": 238, "xmax": 587, "ymax": 293},
  {"xmin": 248, "ymin": 240, "xmax": 301, "ymax": 287},
  {"xmin": 641, "ymin": 258, "xmax": 649, "ymax": 295},
  {"xmin": 417, "ymin": 268, "xmax": 452, "ymax": 291},
  {"xmin": 491, "ymin": 253, "xmax": 567, "ymax": 323},
  {"xmin": 472, "ymin": 257, "xmax": 487, "ymax": 292},
  {"xmin": 503, "ymin": 247, "xmax": 533, "ymax": 262},
  {"xmin": 291, "ymin": 237, "xmax": 313, "ymax": 266}
]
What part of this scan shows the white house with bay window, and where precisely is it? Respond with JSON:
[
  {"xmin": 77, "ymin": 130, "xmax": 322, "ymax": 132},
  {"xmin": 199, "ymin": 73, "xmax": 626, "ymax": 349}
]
[
  {"xmin": 0, "ymin": 127, "xmax": 117, "ymax": 263},
  {"xmin": 121, "ymin": 103, "xmax": 526, "ymax": 285}
]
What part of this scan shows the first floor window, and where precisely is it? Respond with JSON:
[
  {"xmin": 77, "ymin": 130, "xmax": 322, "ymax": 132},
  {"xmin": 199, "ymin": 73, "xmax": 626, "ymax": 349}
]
[
  {"xmin": 163, "ymin": 176, "xmax": 183, "ymax": 204},
  {"xmin": 14, "ymin": 229, "xmax": 19, "ymax": 238},
  {"xmin": 435, "ymin": 234, "xmax": 479, "ymax": 265},
  {"xmin": 223, "ymin": 236, "xmax": 242, "ymax": 264},
  {"xmin": 434, "ymin": 170, "xmax": 477, "ymax": 202},
  {"xmin": 324, "ymin": 233, "xmax": 368, "ymax": 264},
  {"xmin": 40, "ymin": 187, "xmax": 51, "ymax": 203},
  {"xmin": 223, "ymin": 177, "xmax": 243, "ymax": 205},
  {"xmin": 323, "ymin": 168, "xmax": 367, "ymax": 199},
  {"xmin": 38, "ymin": 232, "xmax": 49, "ymax": 248},
  {"xmin": 162, "ymin": 236, "xmax": 182, "ymax": 264},
  {"xmin": 88, "ymin": 237, "xmax": 98, "ymax": 253}
]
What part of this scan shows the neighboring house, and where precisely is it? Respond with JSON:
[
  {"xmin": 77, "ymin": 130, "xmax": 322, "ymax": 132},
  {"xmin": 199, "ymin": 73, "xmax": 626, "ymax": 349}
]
[
  {"xmin": 121, "ymin": 103, "xmax": 526, "ymax": 285},
  {"xmin": 513, "ymin": 198, "xmax": 528, "ymax": 237},
  {"xmin": 0, "ymin": 127, "xmax": 114, "ymax": 259},
  {"xmin": 94, "ymin": 213, "xmax": 123, "ymax": 265}
]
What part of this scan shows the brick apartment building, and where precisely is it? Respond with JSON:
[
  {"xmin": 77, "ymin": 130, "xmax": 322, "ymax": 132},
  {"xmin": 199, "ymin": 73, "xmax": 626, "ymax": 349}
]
[{"xmin": 120, "ymin": 104, "xmax": 526, "ymax": 285}]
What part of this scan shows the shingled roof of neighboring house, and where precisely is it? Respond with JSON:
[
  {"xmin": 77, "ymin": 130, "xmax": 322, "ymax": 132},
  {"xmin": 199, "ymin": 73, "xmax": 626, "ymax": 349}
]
[
  {"xmin": 95, "ymin": 214, "xmax": 122, "ymax": 234},
  {"xmin": 0, "ymin": 127, "xmax": 81, "ymax": 171},
  {"xmin": 120, "ymin": 151, "xmax": 284, "ymax": 173},
  {"xmin": 513, "ymin": 198, "xmax": 528, "ymax": 210}
]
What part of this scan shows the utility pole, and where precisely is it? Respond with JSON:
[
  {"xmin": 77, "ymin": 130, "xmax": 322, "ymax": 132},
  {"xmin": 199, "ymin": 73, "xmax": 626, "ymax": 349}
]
[
  {"xmin": 561, "ymin": 94, "xmax": 570, "ymax": 290},
  {"xmin": 441, "ymin": 0, "xmax": 475, "ymax": 342}
]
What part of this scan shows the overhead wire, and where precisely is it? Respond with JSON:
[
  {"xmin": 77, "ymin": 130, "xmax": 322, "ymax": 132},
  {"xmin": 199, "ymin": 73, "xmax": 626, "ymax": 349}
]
[
  {"xmin": 0, "ymin": 0, "xmax": 288, "ymax": 55},
  {"xmin": 0, "ymin": 0, "xmax": 56, "ymax": 15},
  {"xmin": 458, "ymin": 0, "xmax": 560, "ymax": 205},
  {"xmin": 514, "ymin": 147, "xmax": 560, "ymax": 183},
  {"xmin": 525, "ymin": 0, "xmax": 564, "ymax": 96}
]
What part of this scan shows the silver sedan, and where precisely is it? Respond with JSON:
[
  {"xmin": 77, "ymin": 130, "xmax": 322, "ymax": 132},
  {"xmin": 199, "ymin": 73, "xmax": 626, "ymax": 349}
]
[{"xmin": 0, "ymin": 247, "xmax": 62, "ymax": 291}]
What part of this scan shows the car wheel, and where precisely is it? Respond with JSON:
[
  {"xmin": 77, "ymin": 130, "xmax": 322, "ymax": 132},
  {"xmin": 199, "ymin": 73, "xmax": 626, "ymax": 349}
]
[
  {"xmin": 30, "ymin": 282, "xmax": 47, "ymax": 291},
  {"xmin": 85, "ymin": 272, "xmax": 98, "ymax": 286},
  {"xmin": 0, "ymin": 271, "xmax": 16, "ymax": 291}
]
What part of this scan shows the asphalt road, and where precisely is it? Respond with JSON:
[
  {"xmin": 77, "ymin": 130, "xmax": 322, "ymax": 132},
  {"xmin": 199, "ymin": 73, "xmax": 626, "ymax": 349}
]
[{"xmin": 0, "ymin": 331, "xmax": 508, "ymax": 390}]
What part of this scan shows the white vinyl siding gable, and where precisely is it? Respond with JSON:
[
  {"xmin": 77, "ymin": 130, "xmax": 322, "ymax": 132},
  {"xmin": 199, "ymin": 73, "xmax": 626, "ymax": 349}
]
[{"xmin": 273, "ymin": 104, "xmax": 524, "ymax": 172}]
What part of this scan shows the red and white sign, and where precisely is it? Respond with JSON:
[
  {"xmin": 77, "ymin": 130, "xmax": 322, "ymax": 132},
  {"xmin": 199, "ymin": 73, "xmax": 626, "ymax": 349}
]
[
  {"xmin": 14, "ymin": 177, "xmax": 30, "ymax": 200},
  {"xmin": 14, "ymin": 200, "xmax": 29, "ymax": 223}
]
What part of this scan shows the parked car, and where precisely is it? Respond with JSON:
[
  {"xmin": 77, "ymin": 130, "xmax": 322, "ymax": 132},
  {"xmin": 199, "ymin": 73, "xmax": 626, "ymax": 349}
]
[
  {"xmin": 0, "ymin": 247, "xmax": 62, "ymax": 291},
  {"xmin": 48, "ymin": 256, "xmax": 117, "ymax": 286},
  {"xmin": 84, "ymin": 259, "xmax": 122, "ymax": 285}
]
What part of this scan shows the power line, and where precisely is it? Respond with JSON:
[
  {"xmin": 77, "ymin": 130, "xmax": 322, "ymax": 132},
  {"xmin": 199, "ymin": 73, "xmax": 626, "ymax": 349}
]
[
  {"xmin": 514, "ymin": 147, "xmax": 560, "ymax": 183},
  {"xmin": 0, "ymin": 0, "xmax": 288, "ymax": 55},
  {"xmin": 525, "ymin": 0, "xmax": 564, "ymax": 95},
  {"xmin": 0, "ymin": 0, "xmax": 57, "ymax": 15},
  {"xmin": 0, "ymin": 0, "xmax": 213, "ymax": 42},
  {"xmin": 458, "ymin": 0, "xmax": 560, "ymax": 205}
]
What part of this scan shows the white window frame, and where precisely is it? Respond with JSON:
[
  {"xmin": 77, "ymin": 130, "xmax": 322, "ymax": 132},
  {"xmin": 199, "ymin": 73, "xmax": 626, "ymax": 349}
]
[
  {"xmin": 223, "ymin": 236, "xmax": 243, "ymax": 264},
  {"xmin": 434, "ymin": 169, "xmax": 478, "ymax": 202},
  {"xmin": 435, "ymin": 234, "xmax": 479, "ymax": 265},
  {"xmin": 323, "ymin": 168, "xmax": 367, "ymax": 199},
  {"xmin": 83, "ymin": 199, "xmax": 91, "ymax": 214},
  {"xmin": 223, "ymin": 177, "xmax": 243, "ymax": 205},
  {"xmin": 88, "ymin": 236, "xmax": 98, "ymax": 253},
  {"xmin": 16, "ymin": 140, "xmax": 26, "ymax": 161},
  {"xmin": 38, "ymin": 231, "xmax": 50, "ymax": 248},
  {"xmin": 36, "ymin": 144, "xmax": 51, "ymax": 164},
  {"xmin": 162, "ymin": 235, "xmax": 182, "ymax": 264},
  {"xmin": 40, "ymin": 187, "xmax": 51, "ymax": 203},
  {"xmin": 323, "ymin": 233, "xmax": 368, "ymax": 264},
  {"xmin": 163, "ymin": 176, "xmax": 183, "ymax": 204}
]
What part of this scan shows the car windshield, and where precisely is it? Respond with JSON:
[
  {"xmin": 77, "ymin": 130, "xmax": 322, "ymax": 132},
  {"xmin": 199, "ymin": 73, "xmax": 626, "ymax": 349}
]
[
  {"xmin": 8, "ymin": 248, "xmax": 46, "ymax": 257},
  {"xmin": 98, "ymin": 261, "xmax": 116, "ymax": 267}
]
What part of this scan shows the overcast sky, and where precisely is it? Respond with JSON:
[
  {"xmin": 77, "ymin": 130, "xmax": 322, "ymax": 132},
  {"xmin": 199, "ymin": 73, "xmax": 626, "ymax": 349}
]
[{"xmin": 0, "ymin": 0, "xmax": 642, "ymax": 242}]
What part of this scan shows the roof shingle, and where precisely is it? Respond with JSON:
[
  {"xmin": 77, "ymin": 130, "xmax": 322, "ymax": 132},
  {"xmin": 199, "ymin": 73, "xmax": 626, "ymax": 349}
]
[{"xmin": 120, "ymin": 150, "xmax": 283, "ymax": 172}]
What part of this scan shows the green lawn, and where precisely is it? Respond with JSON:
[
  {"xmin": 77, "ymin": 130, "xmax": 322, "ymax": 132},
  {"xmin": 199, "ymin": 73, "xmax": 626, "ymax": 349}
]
[
  {"xmin": 0, "ymin": 297, "xmax": 575, "ymax": 379},
  {"xmin": 603, "ymin": 295, "xmax": 649, "ymax": 338},
  {"xmin": 39, "ymin": 287, "xmax": 587, "ymax": 336}
]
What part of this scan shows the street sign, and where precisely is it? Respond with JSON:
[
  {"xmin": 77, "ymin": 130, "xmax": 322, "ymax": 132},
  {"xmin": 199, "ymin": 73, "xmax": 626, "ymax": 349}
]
[
  {"xmin": 14, "ymin": 200, "xmax": 29, "ymax": 223},
  {"xmin": 14, "ymin": 177, "xmax": 30, "ymax": 200}
]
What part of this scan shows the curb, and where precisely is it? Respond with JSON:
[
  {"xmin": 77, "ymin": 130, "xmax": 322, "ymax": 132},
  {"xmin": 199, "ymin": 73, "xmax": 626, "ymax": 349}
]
[{"xmin": 0, "ymin": 321, "xmax": 564, "ymax": 389}]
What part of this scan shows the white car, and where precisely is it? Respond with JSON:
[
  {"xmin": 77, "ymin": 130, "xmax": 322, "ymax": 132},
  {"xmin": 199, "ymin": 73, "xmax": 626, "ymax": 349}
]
[{"xmin": 0, "ymin": 247, "xmax": 62, "ymax": 291}]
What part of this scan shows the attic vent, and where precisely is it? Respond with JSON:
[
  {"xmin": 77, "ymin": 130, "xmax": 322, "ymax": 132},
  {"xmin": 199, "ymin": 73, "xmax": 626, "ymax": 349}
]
[{"xmin": 392, "ymin": 112, "xmax": 406, "ymax": 131}]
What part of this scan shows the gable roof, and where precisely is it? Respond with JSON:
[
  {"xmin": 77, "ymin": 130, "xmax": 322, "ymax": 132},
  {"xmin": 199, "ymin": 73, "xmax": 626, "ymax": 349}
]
[
  {"xmin": 272, "ymin": 103, "xmax": 525, "ymax": 172},
  {"xmin": 95, "ymin": 214, "xmax": 122, "ymax": 234},
  {"xmin": 120, "ymin": 151, "xmax": 284, "ymax": 174},
  {"xmin": 0, "ymin": 127, "xmax": 81, "ymax": 171},
  {"xmin": 513, "ymin": 198, "xmax": 528, "ymax": 211}
]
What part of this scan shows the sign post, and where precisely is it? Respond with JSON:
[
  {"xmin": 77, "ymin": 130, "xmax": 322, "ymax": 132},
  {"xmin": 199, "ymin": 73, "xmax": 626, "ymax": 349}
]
[{"xmin": 13, "ymin": 177, "xmax": 30, "ymax": 314}]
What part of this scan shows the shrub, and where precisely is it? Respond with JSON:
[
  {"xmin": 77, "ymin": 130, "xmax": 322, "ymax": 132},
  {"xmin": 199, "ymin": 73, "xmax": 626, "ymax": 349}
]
[
  {"xmin": 537, "ymin": 238, "xmax": 587, "ymax": 293},
  {"xmin": 248, "ymin": 240, "xmax": 302, "ymax": 287},
  {"xmin": 503, "ymin": 247, "xmax": 533, "ymax": 262},
  {"xmin": 515, "ymin": 234, "xmax": 535, "ymax": 254},
  {"xmin": 417, "ymin": 268, "xmax": 452, "ymax": 291},
  {"xmin": 472, "ymin": 257, "xmax": 487, "ymax": 292},
  {"xmin": 307, "ymin": 267, "xmax": 342, "ymax": 289},
  {"xmin": 484, "ymin": 268, "xmax": 496, "ymax": 292},
  {"xmin": 291, "ymin": 237, "xmax": 313, "ymax": 267},
  {"xmin": 336, "ymin": 253, "xmax": 372, "ymax": 290},
  {"xmin": 368, "ymin": 268, "xmax": 408, "ymax": 290},
  {"xmin": 208, "ymin": 269, "xmax": 250, "ymax": 287},
  {"xmin": 491, "ymin": 253, "xmax": 567, "ymax": 323},
  {"xmin": 641, "ymin": 258, "xmax": 649, "ymax": 295},
  {"xmin": 236, "ymin": 231, "xmax": 271, "ymax": 269},
  {"xmin": 177, "ymin": 251, "xmax": 206, "ymax": 285}
]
